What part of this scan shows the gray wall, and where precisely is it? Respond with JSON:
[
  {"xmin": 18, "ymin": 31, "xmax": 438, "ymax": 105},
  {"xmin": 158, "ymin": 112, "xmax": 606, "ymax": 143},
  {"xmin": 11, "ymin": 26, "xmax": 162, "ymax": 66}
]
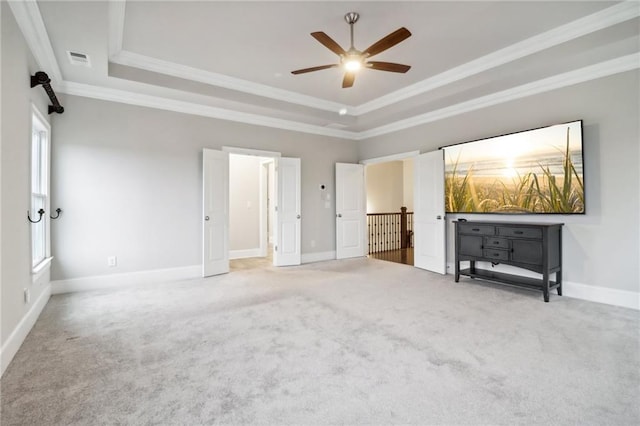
[
  {"xmin": 358, "ymin": 71, "xmax": 640, "ymax": 293},
  {"xmin": 1, "ymin": 3, "xmax": 51, "ymax": 348},
  {"xmin": 51, "ymin": 95, "xmax": 358, "ymax": 280},
  {"xmin": 229, "ymin": 154, "xmax": 260, "ymax": 251}
]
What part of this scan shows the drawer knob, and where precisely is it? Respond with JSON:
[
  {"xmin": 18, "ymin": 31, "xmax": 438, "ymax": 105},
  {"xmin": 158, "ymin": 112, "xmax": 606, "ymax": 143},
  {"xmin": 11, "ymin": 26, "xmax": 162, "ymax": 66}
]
[
  {"xmin": 514, "ymin": 231, "xmax": 524, "ymax": 235},
  {"xmin": 472, "ymin": 228, "xmax": 480, "ymax": 231}
]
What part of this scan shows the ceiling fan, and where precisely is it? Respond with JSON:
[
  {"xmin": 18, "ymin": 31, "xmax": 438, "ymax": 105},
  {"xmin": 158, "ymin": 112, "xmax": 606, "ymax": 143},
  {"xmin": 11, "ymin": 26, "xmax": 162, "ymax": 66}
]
[{"xmin": 291, "ymin": 12, "xmax": 412, "ymax": 88}]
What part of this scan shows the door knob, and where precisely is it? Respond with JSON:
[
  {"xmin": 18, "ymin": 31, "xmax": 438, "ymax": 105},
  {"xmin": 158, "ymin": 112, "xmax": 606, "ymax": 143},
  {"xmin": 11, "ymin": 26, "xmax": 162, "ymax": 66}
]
[
  {"xmin": 337, "ymin": 213, "xmax": 342, "ymax": 218},
  {"xmin": 205, "ymin": 216, "xmax": 210, "ymax": 221},
  {"xmin": 436, "ymin": 215, "xmax": 442, "ymax": 220},
  {"xmin": 297, "ymin": 215, "xmax": 301, "ymax": 219}
]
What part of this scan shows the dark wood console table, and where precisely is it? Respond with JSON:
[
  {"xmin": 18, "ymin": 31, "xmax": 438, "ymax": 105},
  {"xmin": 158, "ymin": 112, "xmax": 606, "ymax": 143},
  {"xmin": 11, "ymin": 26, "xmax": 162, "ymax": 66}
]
[{"xmin": 454, "ymin": 221, "xmax": 563, "ymax": 302}]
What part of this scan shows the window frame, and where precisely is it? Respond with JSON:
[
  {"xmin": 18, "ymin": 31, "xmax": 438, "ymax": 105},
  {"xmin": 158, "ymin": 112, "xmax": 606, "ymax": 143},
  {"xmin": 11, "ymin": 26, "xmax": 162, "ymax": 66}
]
[{"xmin": 30, "ymin": 105, "xmax": 51, "ymax": 273}]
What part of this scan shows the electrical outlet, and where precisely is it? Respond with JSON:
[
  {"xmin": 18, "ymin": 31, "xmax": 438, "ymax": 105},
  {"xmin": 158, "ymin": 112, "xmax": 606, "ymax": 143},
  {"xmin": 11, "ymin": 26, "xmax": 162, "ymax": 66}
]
[
  {"xmin": 107, "ymin": 256, "xmax": 117, "ymax": 267},
  {"xmin": 24, "ymin": 288, "xmax": 31, "ymax": 304}
]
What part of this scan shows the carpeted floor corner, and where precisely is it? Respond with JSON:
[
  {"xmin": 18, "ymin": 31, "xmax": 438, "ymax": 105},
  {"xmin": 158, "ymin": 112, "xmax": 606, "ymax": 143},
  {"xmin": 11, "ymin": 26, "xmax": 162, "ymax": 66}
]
[{"xmin": 1, "ymin": 257, "xmax": 639, "ymax": 425}]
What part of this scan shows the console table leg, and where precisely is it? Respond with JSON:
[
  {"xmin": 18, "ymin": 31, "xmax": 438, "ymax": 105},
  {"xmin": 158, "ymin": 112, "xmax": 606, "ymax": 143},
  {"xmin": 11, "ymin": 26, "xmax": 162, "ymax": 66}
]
[
  {"xmin": 543, "ymin": 271, "xmax": 550, "ymax": 302},
  {"xmin": 556, "ymin": 270, "xmax": 563, "ymax": 296},
  {"xmin": 455, "ymin": 262, "xmax": 460, "ymax": 282}
]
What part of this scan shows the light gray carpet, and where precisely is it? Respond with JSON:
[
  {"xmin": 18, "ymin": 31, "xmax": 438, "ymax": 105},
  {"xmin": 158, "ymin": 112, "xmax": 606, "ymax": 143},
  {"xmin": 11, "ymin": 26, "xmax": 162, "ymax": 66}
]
[{"xmin": 1, "ymin": 258, "xmax": 639, "ymax": 425}]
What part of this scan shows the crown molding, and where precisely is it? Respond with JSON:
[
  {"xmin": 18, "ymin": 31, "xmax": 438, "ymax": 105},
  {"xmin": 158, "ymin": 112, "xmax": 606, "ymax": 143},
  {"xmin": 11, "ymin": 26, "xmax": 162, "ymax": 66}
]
[
  {"xmin": 110, "ymin": 50, "xmax": 348, "ymax": 114},
  {"xmin": 7, "ymin": 0, "xmax": 62, "ymax": 82},
  {"xmin": 108, "ymin": 0, "xmax": 126, "ymax": 58},
  {"xmin": 55, "ymin": 81, "xmax": 359, "ymax": 140},
  {"xmin": 356, "ymin": 54, "xmax": 640, "ymax": 140},
  {"xmin": 352, "ymin": 1, "xmax": 640, "ymax": 115},
  {"xmin": 10, "ymin": 0, "xmax": 640, "ymax": 142},
  {"xmin": 56, "ymin": 54, "xmax": 638, "ymax": 142},
  {"xmin": 107, "ymin": 0, "xmax": 351, "ymax": 115},
  {"xmin": 106, "ymin": 1, "xmax": 639, "ymax": 117}
]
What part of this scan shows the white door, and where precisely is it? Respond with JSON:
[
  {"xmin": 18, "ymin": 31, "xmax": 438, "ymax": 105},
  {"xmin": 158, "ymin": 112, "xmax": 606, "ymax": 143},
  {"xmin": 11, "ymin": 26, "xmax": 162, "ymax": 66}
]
[
  {"xmin": 274, "ymin": 157, "xmax": 301, "ymax": 266},
  {"xmin": 336, "ymin": 163, "xmax": 366, "ymax": 259},
  {"xmin": 414, "ymin": 150, "xmax": 446, "ymax": 274},
  {"xmin": 202, "ymin": 149, "xmax": 229, "ymax": 277}
]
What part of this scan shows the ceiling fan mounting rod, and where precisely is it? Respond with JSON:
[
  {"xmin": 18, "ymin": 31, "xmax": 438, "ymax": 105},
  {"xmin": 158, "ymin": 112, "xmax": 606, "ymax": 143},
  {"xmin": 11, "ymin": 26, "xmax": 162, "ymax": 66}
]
[{"xmin": 344, "ymin": 12, "xmax": 359, "ymax": 50}]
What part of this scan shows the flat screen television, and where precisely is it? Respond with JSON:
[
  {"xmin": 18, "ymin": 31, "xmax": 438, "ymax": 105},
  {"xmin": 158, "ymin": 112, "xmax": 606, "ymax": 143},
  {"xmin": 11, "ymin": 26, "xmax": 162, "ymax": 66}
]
[{"xmin": 443, "ymin": 120, "xmax": 584, "ymax": 214}]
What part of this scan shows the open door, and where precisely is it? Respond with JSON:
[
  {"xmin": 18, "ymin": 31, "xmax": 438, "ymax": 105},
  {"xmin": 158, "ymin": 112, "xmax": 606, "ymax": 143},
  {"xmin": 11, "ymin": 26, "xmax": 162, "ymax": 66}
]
[
  {"xmin": 414, "ymin": 150, "xmax": 446, "ymax": 274},
  {"xmin": 202, "ymin": 149, "xmax": 229, "ymax": 277},
  {"xmin": 274, "ymin": 157, "xmax": 301, "ymax": 266},
  {"xmin": 336, "ymin": 163, "xmax": 366, "ymax": 259}
]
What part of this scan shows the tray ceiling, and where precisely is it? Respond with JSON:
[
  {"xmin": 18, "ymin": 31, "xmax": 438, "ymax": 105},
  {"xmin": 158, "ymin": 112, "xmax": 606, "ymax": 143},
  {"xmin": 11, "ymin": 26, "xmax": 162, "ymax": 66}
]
[{"xmin": 13, "ymin": 1, "xmax": 640, "ymax": 139}]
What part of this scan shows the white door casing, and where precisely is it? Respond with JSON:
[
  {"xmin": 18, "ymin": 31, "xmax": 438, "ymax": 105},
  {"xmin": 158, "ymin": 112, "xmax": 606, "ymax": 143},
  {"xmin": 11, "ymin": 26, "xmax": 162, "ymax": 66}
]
[
  {"xmin": 202, "ymin": 149, "xmax": 230, "ymax": 277},
  {"xmin": 274, "ymin": 157, "xmax": 301, "ymax": 266},
  {"xmin": 414, "ymin": 150, "xmax": 446, "ymax": 274},
  {"xmin": 336, "ymin": 163, "xmax": 366, "ymax": 259}
]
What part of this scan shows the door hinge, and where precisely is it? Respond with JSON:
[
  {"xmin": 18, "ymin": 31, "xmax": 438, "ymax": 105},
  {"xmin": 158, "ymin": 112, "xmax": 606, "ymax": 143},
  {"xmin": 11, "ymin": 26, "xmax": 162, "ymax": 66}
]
[
  {"xmin": 275, "ymin": 206, "xmax": 278, "ymax": 212},
  {"xmin": 275, "ymin": 245, "xmax": 278, "ymax": 252}
]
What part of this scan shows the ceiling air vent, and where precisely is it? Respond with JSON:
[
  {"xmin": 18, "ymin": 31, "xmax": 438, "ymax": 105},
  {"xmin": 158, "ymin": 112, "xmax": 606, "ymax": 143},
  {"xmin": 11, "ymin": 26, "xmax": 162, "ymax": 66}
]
[{"xmin": 67, "ymin": 51, "xmax": 91, "ymax": 67}]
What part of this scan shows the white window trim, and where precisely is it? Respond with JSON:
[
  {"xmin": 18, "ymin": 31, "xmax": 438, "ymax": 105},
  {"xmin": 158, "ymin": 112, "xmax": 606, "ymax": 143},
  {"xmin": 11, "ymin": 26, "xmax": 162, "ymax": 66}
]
[
  {"xmin": 31, "ymin": 104, "xmax": 51, "ymax": 274},
  {"xmin": 32, "ymin": 256, "xmax": 53, "ymax": 284}
]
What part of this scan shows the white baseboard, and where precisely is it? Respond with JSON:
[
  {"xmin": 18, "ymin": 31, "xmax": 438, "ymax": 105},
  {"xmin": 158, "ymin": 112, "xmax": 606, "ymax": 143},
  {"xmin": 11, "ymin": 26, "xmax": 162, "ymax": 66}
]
[
  {"xmin": 302, "ymin": 251, "xmax": 336, "ymax": 264},
  {"xmin": 446, "ymin": 262, "xmax": 639, "ymax": 310},
  {"xmin": 229, "ymin": 249, "xmax": 261, "ymax": 260},
  {"xmin": 51, "ymin": 265, "xmax": 201, "ymax": 295},
  {"xmin": 563, "ymin": 281, "xmax": 639, "ymax": 310},
  {"xmin": 1, "ymin": 284, "xmax": 51, "ymax": 377}
]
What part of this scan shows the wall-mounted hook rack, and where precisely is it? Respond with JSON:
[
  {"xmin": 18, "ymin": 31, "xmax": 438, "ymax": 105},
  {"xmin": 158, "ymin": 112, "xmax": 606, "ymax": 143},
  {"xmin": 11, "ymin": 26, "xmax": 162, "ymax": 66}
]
[
  {"xmin": 50, "ymin": 208, "xmax": 62, "ymax": 219},
  {"xmin": 28, "ymin": 209, "xmax": 45, "ymax": 223},
  {"xmin": 30, "ymin": 71, "xmax": 64, "ymax": 114}
]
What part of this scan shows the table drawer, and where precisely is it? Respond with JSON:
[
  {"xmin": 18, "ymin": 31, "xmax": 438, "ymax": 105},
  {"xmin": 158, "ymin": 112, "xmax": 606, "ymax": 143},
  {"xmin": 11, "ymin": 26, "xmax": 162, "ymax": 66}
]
[
  {"xmin": 458, "ymin": 224, "xmax": 495, "ymax": 235},
  {"xmin": 497, "ymin": 226, "xmax": 542, "ymax": 239},
  {"xmin": 483, "ymin": 249, "xmax": 509, "ymax": 261},
  {"xmin": 483, "ymin": 237, "xmax": 510, "ymax": 249}
]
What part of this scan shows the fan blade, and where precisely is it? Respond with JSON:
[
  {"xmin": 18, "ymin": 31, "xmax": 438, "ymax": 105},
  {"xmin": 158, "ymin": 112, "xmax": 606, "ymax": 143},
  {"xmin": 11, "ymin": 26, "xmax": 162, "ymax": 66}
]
[
  {"xmin": 362, "ymin": 27, "xmax": 411, "ymax": 58},
  {"xmin": 342, "ymin": 72, "xmax": 355, "ymax": 88},
  {"xmin": 311, "ymin": 32, "xmax": 347, "ymax": 56},
  {"xmin": 291, "ymin": 64, "xmax": 339, "ymax": 75},
  {"xmin": 367, "ymin": 61, "xmax": 411, "ymax": 73}
]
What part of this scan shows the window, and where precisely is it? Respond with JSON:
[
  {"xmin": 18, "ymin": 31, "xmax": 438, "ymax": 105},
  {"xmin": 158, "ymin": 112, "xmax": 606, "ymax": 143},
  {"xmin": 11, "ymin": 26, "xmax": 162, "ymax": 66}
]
[{"xmin": 31, "ymin": 108, "xmax": 50, "ymax": 268}]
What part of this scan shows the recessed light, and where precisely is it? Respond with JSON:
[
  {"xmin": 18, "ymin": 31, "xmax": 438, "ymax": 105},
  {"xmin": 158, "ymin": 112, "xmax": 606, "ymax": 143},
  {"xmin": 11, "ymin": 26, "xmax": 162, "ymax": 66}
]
[{"xmin": 339, "ymin": 108, "xmax": 348, "ymax": 116}]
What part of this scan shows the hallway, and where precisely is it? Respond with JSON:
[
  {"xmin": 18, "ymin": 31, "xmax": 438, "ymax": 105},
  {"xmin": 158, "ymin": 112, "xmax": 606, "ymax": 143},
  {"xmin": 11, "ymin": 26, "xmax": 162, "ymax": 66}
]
[{"xmin": 368, "ymin": 247, "xmax": 414, "ymax": 266}]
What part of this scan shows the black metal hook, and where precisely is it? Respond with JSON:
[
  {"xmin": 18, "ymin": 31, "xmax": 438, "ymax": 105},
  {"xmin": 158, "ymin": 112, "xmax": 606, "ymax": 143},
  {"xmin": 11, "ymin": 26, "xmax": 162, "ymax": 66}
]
[
  {"xmin": 50, "ymin": 208, "xmax": 62, "ymax": 219},
  {"xmin": 28, "ymin": 209, "xmax": 45, "ymax": 224}
]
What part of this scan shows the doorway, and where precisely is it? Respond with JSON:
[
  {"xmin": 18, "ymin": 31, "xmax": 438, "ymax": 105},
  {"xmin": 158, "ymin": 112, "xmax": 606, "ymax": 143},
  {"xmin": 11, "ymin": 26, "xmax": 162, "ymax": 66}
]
[
  {"xmin": 203, "ymin": 148, "xmax": 301, "ymax": 277},
  {"xmin": 364, "ymin": 158, "xmax": 415, "ymax": 266},
  {"xmin": 228, "ymin": 153, "xmax": 274, "ymax": 269}
]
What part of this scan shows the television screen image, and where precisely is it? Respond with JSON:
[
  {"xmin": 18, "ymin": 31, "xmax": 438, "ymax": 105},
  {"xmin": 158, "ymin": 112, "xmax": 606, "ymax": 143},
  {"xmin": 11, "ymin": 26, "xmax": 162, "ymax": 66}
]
[{"xmin": 444, "ymin": 120, "xmax": 584, "ymax": 214}]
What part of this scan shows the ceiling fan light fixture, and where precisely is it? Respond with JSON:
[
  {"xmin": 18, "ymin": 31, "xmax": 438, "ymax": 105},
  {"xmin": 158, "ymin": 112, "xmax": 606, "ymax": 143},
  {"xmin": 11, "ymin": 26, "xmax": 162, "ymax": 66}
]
[
  {"xmin": 344, "ymin": 58, "xmax": 362, "ymax": 72},
  {"xmin": 291, "ymin": 12, "xmax": 412, "ymax": 88}
]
